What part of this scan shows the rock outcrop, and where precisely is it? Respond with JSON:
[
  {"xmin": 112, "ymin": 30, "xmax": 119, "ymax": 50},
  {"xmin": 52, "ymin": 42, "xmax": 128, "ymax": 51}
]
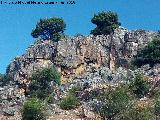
[
  {"xmin": 1, "ymin": 27, "xmax": 159, "ymax": 119},
  {"xmin": 7, "ymin": 27, "xmax": 156, "ymax": 84}
]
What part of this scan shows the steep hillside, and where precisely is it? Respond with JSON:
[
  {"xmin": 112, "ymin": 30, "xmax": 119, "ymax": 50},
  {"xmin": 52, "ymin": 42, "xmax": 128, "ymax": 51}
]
[{"xmin": 1, "ymin": 27, "xmax": 160, "ymax": 120}]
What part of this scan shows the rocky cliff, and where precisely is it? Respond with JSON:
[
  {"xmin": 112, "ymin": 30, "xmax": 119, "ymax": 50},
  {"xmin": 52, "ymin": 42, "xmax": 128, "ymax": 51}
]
[
  {"xmin": 1, "ymin": 27, "xmax": 160, "ymax": 119},
  {"xmin": 7, "ymin": 27, "xmax": 156, "ymax": 84}
]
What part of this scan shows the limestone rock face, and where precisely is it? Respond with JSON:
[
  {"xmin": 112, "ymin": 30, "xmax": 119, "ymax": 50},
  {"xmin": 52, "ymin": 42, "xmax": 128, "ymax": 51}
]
[
  {"xmin": 7, "ymin": 27, "xmax": 156, "ymax": 84},
  {"xmin": 0, "ymin": 81, "xmax": 25, "ymax": 117},
  {"xmin": 7, "ymin": 40, "xmax": 56, "ymax": 83},
  {"xmin": 1, "ymin": 27, "xmax": 159, "ymax": 118}
]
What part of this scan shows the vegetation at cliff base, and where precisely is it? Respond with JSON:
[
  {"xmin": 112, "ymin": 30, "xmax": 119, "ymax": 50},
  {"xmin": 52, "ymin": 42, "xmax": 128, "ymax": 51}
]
[
  {"xmin": 91, "ymin": 11, "xmax": 121, "ymax": 35},
  {"xmin": 121, "ymin": 107, "xmax": 155, "ymax": 120},
  {"xmin": 155, "ymin": 98, "xmax": 160, "ymax": 116},
  {"xmin": 60, "ymin": 95, "xmax": 80, "ymax": 110},
  {"xmin": 22, "ymin": 67, "xmax": 61, "ymax": 119},
  {"xmin": 60, "ymin": 85, "xmax": 81, "ymax": 110},
  {"xmin": 129, "ymin": 73, "xmax": 149, "ymax": 98},
  {"xmin": 28, "ymin": 67, "xmax": 61, "ymax": 100},
  {"xmin": 93, "ymin": 85, "xmax": 130, "ymax": 120},
  {"xmin": 22, "ymin": 98, "xmax": 46, "ymax": 120},
  {"xmin": 46, "ymin": 92, "xmax": 55, "ymax": 104},
  {"xmin": 68, "ymin": 84, "xmax": 82, "ymax": 96},
  {"xmin": 31, "ymin": 17, "xmax": 66, "ymax": 42}
]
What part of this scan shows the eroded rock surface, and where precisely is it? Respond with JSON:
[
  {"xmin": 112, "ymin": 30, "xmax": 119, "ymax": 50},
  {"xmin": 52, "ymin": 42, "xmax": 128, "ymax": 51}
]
[
  {"xmin": 1, "ymin": 27, "xmax": 159, "ymax": 118},
  {"xmin": 7, "ymin": 27, "xmax": 156, "ymax": 84}
]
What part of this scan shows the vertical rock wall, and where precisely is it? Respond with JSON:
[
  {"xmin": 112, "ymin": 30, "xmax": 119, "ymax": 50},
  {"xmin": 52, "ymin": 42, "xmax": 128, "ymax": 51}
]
[{"xmin": 7, "ymin": 27, "xmax": 156, "ymax": 84}]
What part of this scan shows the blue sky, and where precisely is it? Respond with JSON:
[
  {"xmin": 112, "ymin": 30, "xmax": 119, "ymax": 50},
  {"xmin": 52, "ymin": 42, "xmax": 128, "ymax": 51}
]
[{"xmin": 0, "ymin": 0, "xmax": 160, "ymax": 73}]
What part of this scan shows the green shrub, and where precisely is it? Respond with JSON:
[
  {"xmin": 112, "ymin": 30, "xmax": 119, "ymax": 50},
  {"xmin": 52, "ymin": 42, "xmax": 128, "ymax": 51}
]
[
  {"xmin": 46, "ymin": 93, "xmax": 55, "ymax": 104},
  {"xmin": 68, "ymin": 85, "xmax": 81, "ymax": 96},
  {"xmin": 22, "ymin": 98, "xmax": 46, "ymax": 120},
  {"xmin": 93, "ymin": 85, "xmax": 130, "ymax": 120},
  {"xmin": 31, "ymin": 17, "xmax": 66, "ymax": 42},
  {"xmin": 133, "ymin": 35, "xmax": 160, "ymax": 67},
  {"xmin": 29, "ymin": 90, "xmax": 49, "ymax": 100},
  {"xmin": 121, "ymin": 107, "xmax": 155, "ymax": 120},
  {"xmin": 129, "ymin": 74, "xmax": 149, "ymax": 98},
  {"xmin": 60, "ymin": 95, "xmax": 80, "ymax": 110},
  {"xmin": 30, "ymin": 67, "xmax": 61, "ymax": 85},
  {"xmin": 91, "ymin": 11, "xmax": 121, "ymax": 35},
  {"xmin": 28, "ymin": 67, "xmax": 61, "ymax": 100},
  {"xmin": 155, "ymin": 98, "xmax": 160, "ymax": 116}
]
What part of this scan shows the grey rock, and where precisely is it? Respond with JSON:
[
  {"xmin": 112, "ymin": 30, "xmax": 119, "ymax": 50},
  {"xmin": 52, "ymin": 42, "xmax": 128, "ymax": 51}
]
[
  {"xmin": 2, "ymin": 27, "xmax": 158, "ymax": 117},
  {"xmin": 7, "ymin": 27, "xmax": 157, "ymax": 84}
]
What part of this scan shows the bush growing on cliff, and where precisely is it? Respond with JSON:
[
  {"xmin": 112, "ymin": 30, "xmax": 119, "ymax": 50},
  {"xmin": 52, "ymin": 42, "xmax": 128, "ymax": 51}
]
[
  {"xmin": 28, "ymin": 67, "xmax": 61, "ymax": 99},
  {"xmin": 68, "ymin": 84, "xmax": 82, "ymax": 96},
  {"xmin": 120, "ymin": 107, "xmax": 155, "ymax": 120},
  {"xmin": 133, "ymin": 35, "xmax": 160, "ymax": 67},
  {"xmin": 155, "ymin": 98, "xmax": 160, "ymax": 116},
  {"xmin": 60, "ymin": 95, "xmax": 80, "ymax": 110},
  {"xmin": 46, "ymin": 92, "xmax": 55, "ymax": 104},
  {"xmin": 31, "ymin": 17, "xmax": 66, "ymax": 42},
  {"xmin": 93, "ymin": 85, "xmax": 130, "ymax": 120},
  {"xmin": 22, "ymin": 98, "xmax": 46, "ymax": 120},
  {"xmin": 91, "ymin": 11, "xmax": 121, "ymax": 35},
  {"xmin": 154, "ymin": 89, "xmax": 160, "ymax": 118},
  {"xmin": 129, "ymin": 73, "xmax": 149, "ymax": 98},
  {"xmin": 60, "ymin": 85, "xmax": 81, "ymax": 110}
]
